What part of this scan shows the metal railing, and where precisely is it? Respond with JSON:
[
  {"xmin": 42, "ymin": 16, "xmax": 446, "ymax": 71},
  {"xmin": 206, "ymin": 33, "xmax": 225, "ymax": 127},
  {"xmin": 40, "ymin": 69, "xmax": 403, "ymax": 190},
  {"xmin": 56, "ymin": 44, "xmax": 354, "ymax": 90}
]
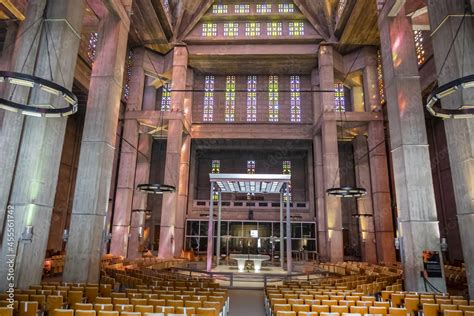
[{"xmin": 169, "ymin": 267, "xmax": 234, "ymax": 287}]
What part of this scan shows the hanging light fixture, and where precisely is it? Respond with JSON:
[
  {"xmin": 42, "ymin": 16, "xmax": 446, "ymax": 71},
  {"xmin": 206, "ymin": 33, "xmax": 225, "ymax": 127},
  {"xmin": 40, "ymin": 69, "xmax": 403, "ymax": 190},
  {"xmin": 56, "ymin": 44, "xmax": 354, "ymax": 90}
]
[
  {"xmin": 136, "ymin": 54, "xmax": 176, "ymax": 194},
  {"xmin": 326, "ymin": 105, "xmax": 367, "ymax": 198},
  {"xmin": 426, "ymin": 8, "xmax": 474, "ymax": 119},
  {"xmin": 0, "ymin": 3, "xmax": 78, "ymax": 118}
]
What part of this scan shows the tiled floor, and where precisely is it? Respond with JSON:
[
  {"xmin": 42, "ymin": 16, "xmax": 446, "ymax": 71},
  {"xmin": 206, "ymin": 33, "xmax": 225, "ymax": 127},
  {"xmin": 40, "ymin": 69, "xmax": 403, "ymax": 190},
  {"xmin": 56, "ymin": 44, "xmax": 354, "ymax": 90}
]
[{"xmin": 228, "ymin": 289, "xmax": 266, "ymax": 316}]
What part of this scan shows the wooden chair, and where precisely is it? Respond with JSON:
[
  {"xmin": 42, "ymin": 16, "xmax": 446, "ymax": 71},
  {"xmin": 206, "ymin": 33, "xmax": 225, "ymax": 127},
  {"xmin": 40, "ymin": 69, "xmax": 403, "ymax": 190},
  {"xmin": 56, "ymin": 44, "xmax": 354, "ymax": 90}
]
[
  {"xmin": 355, "ymin": 301, "xmax": 373, "ymax": 307},
  {"xmin": 274, "ymin": 304, "xmax": 292, "ymax": 316},
  {"xmin": 423, "ymin": 304, "xmax": 440, "ymax": 316},
  {"xmin": 85, "ymin": 288, "xmax": 99, "ymax": 304},
  {"xmin": 54, "ymin": 309, "xmax": 74, "ymax": 316},
  {"xmin": 175, "ymin": 306, "xmax": 195, "ymax": 316},
  {"xmin": 68, "ymin": 291, "xmax": 85, "ymax": 309},
  {"xmin": 297, "ymin": 312, "xmax": 317, "ymax": 316},
  {"xmin": 389, "ymin": 307, "xmax": 408, "ymax": 316},
  {"xmin": 312, "ymin": 305, "xmax": 330, "ymax": 313},
  {"xmin": 94, "ymin": 304, "xmax": 113, "ymax": 312},
  {"xmin": 184, "ymin": 301, "xmax": 201, "ymax": 308},
  {"xmin": 47, "ymin": 296, "xmax": 65, "ymax": 316},
  {"xmin": 153, "ymin": 306, "xmax": 174, "ymax": 314},
  {"xmin": 30, "ymin": 295, "xmax": 46, "ymax": 311},
  {"xmin": 459, "ymin": 305, "xmax": 474, "ymax": 312},
  {"xmin": 134, "ymin": 305, "xmax": 154, "ymax": 314},
  {"xmin": 292, "ymin": 304, "xmax": 310, "ymax": 313},
  {"xmin": 339, "ymin": 300, "xmax": 355, "ymax": 307},
  {"xmin": 19, "ymin": 302, "xmax": 37, "ymax": 316},
  {"xmin": 112, "ymin": 299, "xmax": 129, "ymax": 306},
  {"xmin": 195, "ymin": 307, "xmax": 217, "ymax": 316},
  {"xmin": 0, "ymin": 307, "xmax": 13, "ymax": 316},
  {"xmin": 75, "ymin": 303, "xmax": 94, "ymax": 311},
  {"xmin": 95, "ymin": 298, "xmax": 112, "ymax": 305},
  {"xmin": 120, "ymin": 312, "xmax": 141, "ymax": 316},
  {"xmin": 331, "ymin": 305, "xmax": 348, "ymax": 314},
  {"xmin": 404, "ymin": 297, "xmax": 420, "ymax": 316},
  {"xmin": 443, "ymin": 311, "xmax": 463, "ymax": 316},
  {"xmin": 350, "ymin": 306, "xmax": 368, "ymax": 314},
  {"xmin": 130, "ymin": 299, "xmax": 147, "ymax": 306},
  {"xmin": 75, "ymin": 310, "xmax": 96, "ymax": 316},
  {"xmin": 390, "ymin": 294, "xmax": 405, "ymax": 307},
  {"xmin": 97, "ymin": 311, "xmax": 118, "ymax": 316},
  {"xmin": 113, "ymin": 304, "xmax": 133, "ymax": 312},
  {"xmin": 369, "ymin": 306, "xmax": 388, "ymax": 315},
  {"xmin": 276, "ymin": 312, "xmax": 296, "ymax": 316},
  {"xmin": 374, "ymin": 301, "xmax": 390, "ymax": 308},
  {"xmin": 440, "ymin": 305, "xmax": 458, "ymax": 312}
]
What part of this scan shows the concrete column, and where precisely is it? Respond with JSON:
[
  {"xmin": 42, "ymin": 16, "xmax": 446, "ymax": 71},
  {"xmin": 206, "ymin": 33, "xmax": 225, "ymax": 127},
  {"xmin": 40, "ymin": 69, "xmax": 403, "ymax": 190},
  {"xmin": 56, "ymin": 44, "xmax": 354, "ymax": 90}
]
[
  {"xmin": 158, "ymin": 45, "xmax": 188, "ymax": 258},
  {"xmin": 64, "ymin": 7, "xmax": 130, "ymax": 283},
  {"xmin": 129, "ymin": 210, "xmax": 146, "ymax": 256},
  {"xmin": 353, "ymin": 135, "xmax": 377, "ymax": 264},
  {"xmin": 378, "ymin": 8, "xmax": 446, "ymax": 292},
  {"xmin": 174, "ymin": 134, "xmax": 191, "ymax": 256},
  {"xmin": 110, "ymin": 49, "xmax": 146, "ymax": 257},
  {"xmin": 0, "ymin": 2, "xmax": 50, "ymax": 238},
  {"xmin": 363, "ymin": 47, "xmax": 380, "ymax": 112},
  {"xmin": 319, "ymin": 45, "xmax": 343, "ymax": 262},
  {"xmin": 128, "ymin": 117, "xmax": 153, "ymax": 258},
  {"xmin": 0, "ymin": 0, "xmax": 85, "ymax": 291},
  {"xmin": 313, "ymin": 133, "xmax": 328, "ymax": 261},
  {"xmin": 368, "ymin": 121, "xmax": 396, "ymax": 263},
  {"xmin": 427, "ymin": 0, "xmax": 474, "ymax": 297}
]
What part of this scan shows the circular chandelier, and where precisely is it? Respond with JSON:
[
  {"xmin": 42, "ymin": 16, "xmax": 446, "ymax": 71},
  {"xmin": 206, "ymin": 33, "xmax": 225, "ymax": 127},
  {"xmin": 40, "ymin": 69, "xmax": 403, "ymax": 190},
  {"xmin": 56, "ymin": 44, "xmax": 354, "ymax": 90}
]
[
  {"xmin": 0, "ymin": 71, "xmax": 78, "ymax": 118},
  {"xmin": 326, "ymin": 186, "xmax": 367, "ymax": 198},
  {"xmin": 426, "ymin": 74, "xmax": 474, "ymax": 119},
  {"xmin": 137, "ymin": 183, "xmax": 176, "ymax": 194}
]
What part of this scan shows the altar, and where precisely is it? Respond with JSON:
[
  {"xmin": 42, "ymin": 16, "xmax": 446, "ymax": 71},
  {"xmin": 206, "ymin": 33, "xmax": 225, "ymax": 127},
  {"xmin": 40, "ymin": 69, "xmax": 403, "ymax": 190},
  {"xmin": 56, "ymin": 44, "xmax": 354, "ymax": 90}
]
[
  {"xmin": 206, "ymin": 173, "xmax": 293, "ymax": 274},
  {"xmin": 229, "ymin": 254, "xmax": 270, "ymax": 273}
]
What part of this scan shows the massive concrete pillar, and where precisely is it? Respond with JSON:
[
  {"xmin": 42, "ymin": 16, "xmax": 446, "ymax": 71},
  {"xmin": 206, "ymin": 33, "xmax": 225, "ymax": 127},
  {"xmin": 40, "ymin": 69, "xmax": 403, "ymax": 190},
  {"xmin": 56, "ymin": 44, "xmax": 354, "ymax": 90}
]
[
  {"xmin": 0, "ymin": 0, "xmax": 85, "ymax": 290},
  {"xmin": 127, "ymin": 88, "xmax": 155, "ymax": 258},
  {"xmin": 158, "ymin": 45, "xmax": 188, "ymax": 258},
  {"xmin": 378, "ymin": 7, "xmax": 446, "ymax": 292},
  {"xmin": 64, "ymin": 7, "xmax": 130, "ymax": 283},
  {"xmin": 353, "ymin": 135, "xmax": 377, "ymax": 264},
  {"xmin": 368, "ymin": 121, "xmax": 396, "ymax": 263},
  {"xmin": 110, "ymin": 48, "xmax": 145, "ymax": 257},
  {"xmin": 319, "ymin": 45, "xmax": 343, "ymax": 262},
  {"xmin": 0, "ymin": 2, "xmax": 51, "ymax": 239},
  {"xmin": 427, "ymin": 0, "xmax": 474, "ymax": 297},
  {"xmin": 363, "ymin": 47, "xmax": 381, "ymax": 112}
]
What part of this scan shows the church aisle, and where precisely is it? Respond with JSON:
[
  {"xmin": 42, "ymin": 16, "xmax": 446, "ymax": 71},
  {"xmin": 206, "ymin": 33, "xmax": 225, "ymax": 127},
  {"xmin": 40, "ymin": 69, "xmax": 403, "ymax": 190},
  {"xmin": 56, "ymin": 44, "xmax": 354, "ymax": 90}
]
[{"xmin": 228, "ymin": 289, "xmax": 266, "ymax": 316}]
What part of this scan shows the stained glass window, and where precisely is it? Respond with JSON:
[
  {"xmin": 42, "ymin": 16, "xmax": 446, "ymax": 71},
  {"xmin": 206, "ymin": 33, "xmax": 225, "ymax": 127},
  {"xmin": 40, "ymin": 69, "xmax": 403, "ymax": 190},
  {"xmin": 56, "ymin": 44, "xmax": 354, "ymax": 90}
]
[
  {"xmin": 268, "ymin": 75, "xmax": 279, "ymax": 122},
  {"xmin": 278, "ymin": 3, "xmax": 294, "ymax": 13},
  {"xmin": 224, "ymin": 22, "xmax": 239, "ymax": 37},
  {"xmin": 225, "ymin": 76, "xmax": 236, "ymax": 122},
  {"xmin": 377, "ymin": 50, "xmax": 385, "ymax": 105},
  {"xmin": 203, "ymin": 76, "xmax": 215, "ymax": 121},
  {"xmin": 245, "ymin": 22, "xmax": 261, "ymax": 36},
  {"xmin": 289, "ymin": 21, "xmax": 304, "ymax": 36},
  {"xmin": 212, "ymin": 160, "xmax": 221, "ymax": 201},
  {"xmin": 290, "ymin": 75, "xmax": 301, "ymax": 122},
  {"xmin": 267, "ymin": 22, "xmax": 283, "ymax": 36},
  {"xmin": 283, "ymin": 161, "xmax": 292, "ymax": 202},
  {"xmin": 247, "ymin": 76, "xmax": 257, "ymax": 122},
  {"xmin": 161, "ymin": 82, "xmax": 171, "ymax": 111},
  {"xmin": 335, "ymin": 83, "xmax": 345, "ymax": 112},
  {"xmin": 213, "ymin": 4, "xmax": 228, "ymax": 14},
  {"xmin": 247, "ymin": 160, "xmax": 256, "ymax": 174},
  {"xmin": 235, "ymin": 4, "xmax": 250, "ymax": 14},
  {"xmin": 202, "ymin": 23, "xmax": 217, "ymax": 37},
  {"xmin": 87, "ymin": 32, "xmax": 98, "ymax": 64},
  {"xmin": 414, "ymin": 30, "xmax": 425, "ymax": 65},
  {"xmin": 121, "ymin": 50, "xmax": 133, "ymax": 103},
  {"xmin": 212, "ymin": 160, "xmax": 221, "ymax": 174},
  {"xmin": 257, "ymin": 4, "xmax": 272, "ymax": 13},
  {"xmin": 337, "ymin": 0, "xmax": 347, "ymax": 18}
]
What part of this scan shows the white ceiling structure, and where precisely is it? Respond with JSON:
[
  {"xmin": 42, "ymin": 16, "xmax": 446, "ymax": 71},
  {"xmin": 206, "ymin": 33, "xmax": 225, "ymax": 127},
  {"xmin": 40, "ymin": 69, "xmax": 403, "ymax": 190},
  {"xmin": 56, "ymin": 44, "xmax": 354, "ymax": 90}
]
[{"xmin": 209, "ymin": 173, "xmax": 291, "ymax": 194}]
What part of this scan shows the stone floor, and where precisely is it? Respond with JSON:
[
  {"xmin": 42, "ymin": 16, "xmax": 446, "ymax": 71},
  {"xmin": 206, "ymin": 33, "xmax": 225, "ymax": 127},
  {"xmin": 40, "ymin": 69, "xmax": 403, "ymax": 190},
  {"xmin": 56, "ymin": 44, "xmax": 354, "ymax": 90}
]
[{"xmin": 228, "ymin": 289, "xmax": 266, "ymax": 316}]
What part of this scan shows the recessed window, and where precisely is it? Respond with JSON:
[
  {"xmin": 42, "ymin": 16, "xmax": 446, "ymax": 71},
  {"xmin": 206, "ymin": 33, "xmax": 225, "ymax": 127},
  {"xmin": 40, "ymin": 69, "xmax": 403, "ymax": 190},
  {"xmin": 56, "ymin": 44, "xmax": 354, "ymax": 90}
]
[
  {"xmin": 257, "ymin": 4, "xmax": 272, "ymax": 13},
  {"xmin": 290, "ymin": 76, "xmax": 301, "ymax": 122},
  {"xmin": 224, "ymin": 22, "xmax": 239, "ymax": 37},
  {"xmin": 202, "ymin": 23, "xmax": 217, "ymax": 37},
  {"xmin": 335, "ymin": 83, "xmax": 345, "ymax": 112},
  {"xmin": 225, "ymin": 76, "xmax": 236, "ymax": 122},
  {"xmin": 247, "ymin": 76, "xmax": 257, "ymax": 122},
  {"xmin": 278, "ymin": 3, "xmax": 294, "ymax": 13},
  {"xmin": 161, "ymin": 82, "xmax": 171, "ymax": 111},
  {"xmin": 268, "ymin": 75, "xmax": 279, "ymax": 122},
  {"xmin": 203, "ymin": 75, "xmax": 215, "ymax": 121},
  {"xmin": 245, "ymin": 22, "xmax": 261, "ymax": 36},
  {"xmin": 414, "ymin": 30, "xmax": 425, "ymax": 65},
  {"xmin": 267, "ymin": 22, "xmax": 283, "ymax": 36},
  {"xmin": 282, "ymin": 160, "xmax": 292, "ymax": 202},
  {"xmin": 289, "ymin": 21, "xmax": 304, "ymax": 36},
  {"xmin": 87, "ymin": 32, "xmax": 98, "ymax": 64},
  {"xmin": 212, "ymin": 4, "xmax": 228, "ymax": 14},
  {"xmin": 235, "ymin": 4, "xmax": 250, "ymax": 14},
  {"xmin": 247, "ymin": 160, "xmax": 256, "ymax": 174}
]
